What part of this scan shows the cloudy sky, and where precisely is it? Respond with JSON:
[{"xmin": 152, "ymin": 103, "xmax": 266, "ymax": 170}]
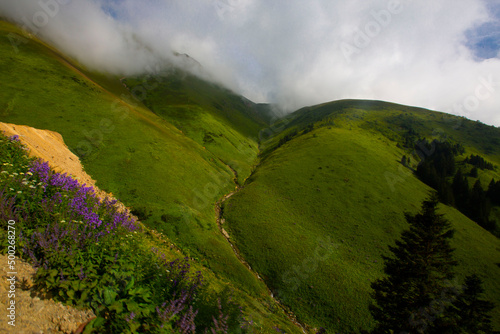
[{"xmin": 1, "ymin": 0, "xmax": 500, "ymax": 126}]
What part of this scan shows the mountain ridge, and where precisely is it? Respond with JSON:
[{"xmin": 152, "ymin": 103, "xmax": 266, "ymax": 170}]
[{"xmin": 1, "ymin": 18, "xmax": 499, "ymax": 333}]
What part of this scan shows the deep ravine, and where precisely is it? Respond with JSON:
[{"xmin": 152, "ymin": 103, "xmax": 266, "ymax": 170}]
[{"xmin": 214, "ymin": 162, "xmax": 309, "ymax": 334}]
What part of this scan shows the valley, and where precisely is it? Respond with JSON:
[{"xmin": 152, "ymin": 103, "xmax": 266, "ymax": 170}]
[{"xmin": 0, "ymin": 18, "xmax": 499, "ymax": 333}]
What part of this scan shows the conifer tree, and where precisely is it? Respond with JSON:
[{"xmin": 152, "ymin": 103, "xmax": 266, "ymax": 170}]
[
  {"xmin": 452, "ymin": 169, "xmax": 469, "ymax": 209},
  {"xmin": 369, "ymin": 194, "xmax": 457, "ymax": 333},
  {"xmin": 434, "ymin": 274, "xmax": 495, "ymax": 334},
  {"xmin": 453, "ymin": 274, "xmax": 495, "ymax": 333},
  {"xmin": 470, "ymin": 180, "xmax": 493, "ymax": 230}
]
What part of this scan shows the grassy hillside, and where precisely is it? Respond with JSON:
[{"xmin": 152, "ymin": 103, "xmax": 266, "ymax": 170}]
[
  {"xmin": 273, "ymin": 99, "xmax": 500, "ymax": 162},
  {"xmin": 121, "ymin": 71, "xmax": 269, "ymax": 184},
  {"xmin": 224, "ymin": 102, "xmax": 500, "ymax": 332},
  {"xmin": 0, "ymin": 20, "xmax": 303, "ymax": 333},
  {"xmin": 2, "ymin": 17, "xmax": 500, "ymax": 333}
]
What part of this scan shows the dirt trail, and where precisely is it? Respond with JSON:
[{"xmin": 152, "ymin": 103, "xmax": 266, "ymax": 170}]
[{"xmin": 215, "ymin": 164, "xmax": 309, "ymax": 334}]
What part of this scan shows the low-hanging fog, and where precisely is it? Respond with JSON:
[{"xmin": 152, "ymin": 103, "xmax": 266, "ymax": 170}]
[{"xmin": 1, "ymin": 0, "xmax": 500, "ymax": 125}]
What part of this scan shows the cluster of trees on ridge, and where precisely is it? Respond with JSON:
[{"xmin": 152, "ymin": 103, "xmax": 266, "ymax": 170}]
[
  {"xmin": 367, "ymin": 195, "xmax": 496, "ymax": 333},
  {"xmin": 402, "ymin": 139, "xmax": 499, "ymax": 235}
]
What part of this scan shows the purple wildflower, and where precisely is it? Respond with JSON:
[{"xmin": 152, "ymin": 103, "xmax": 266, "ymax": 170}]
[
  {"xmin": 77, "ymin": 267, "xmax": 86, "ymax": 280},
  {"xmin": 176, "ymin": 306, "xmax": 198, "ymax": 334},
  {"xmin": 156, "ymin": 291, "xmax": 189, "ymax": 323},
  {"xmin": 125, "ymin": 311, "xmax": 136, "ymax": 322},
  {"xmin": 210, "ymin": 299, "xmax": 229, "ymax": 334},
  {"xmin": 8, "ymin": 135, "xmax": 20, "ymax": 142}
]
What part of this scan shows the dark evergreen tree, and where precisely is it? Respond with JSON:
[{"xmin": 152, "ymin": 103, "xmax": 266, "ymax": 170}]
[
  {"xmin": 470, "ymin": 167, "xmax": 479, "ymax": 178},
  {"xmin": 465, "ymin": 154, "xmax": 495, "ymax": 171},
  {"xmin": 438, "ymin": 181, "xmax": 455, "ymax": 206},
  {"xmin": 487, "ymin": 179, "xmax": 500, "ymax": 206},
  {"xmin": 401, "ymin": 155, "xmax": 408, "ymax": 167},
  {"xmin": 469, "ymin": 180, "xmax": 493, "ymax": 230},
  {"xmin": 434, "ymin": 274, "xmax": 495, "ymax": 334},
  {"xmin": 452, "ymin": 169, "xmax": 469, "ymax": 210},
  {"xmin": 369, "ymin": 195, "xmax": 457, "ymax": 334},
  {"xmin": 417, "ymin": 162, "xmax": 440, "ymax": 189}
]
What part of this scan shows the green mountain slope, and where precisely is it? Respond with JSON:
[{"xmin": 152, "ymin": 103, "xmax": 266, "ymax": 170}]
[
  {"xmin": 224, "ymin": 101, "xmax": 500, "ymax": 332},
  {"xmin": 0, "ymin": 20, "xmax": 303, "ymax": 333},
  {"xmin": 3, "ymin": 17, "xmax": 500, "ymax": 333},
  {"xmin": 121, "ymin": 70, "xmax": 270, "ymax": 184},
  {"xmin": 265, "ymin": 99, "xmax": 500, "ymax": 162}
]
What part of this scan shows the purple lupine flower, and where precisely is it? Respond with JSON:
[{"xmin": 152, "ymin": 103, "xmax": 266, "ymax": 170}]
[
  {"xmin": 49, "ymin": 172, "xmax": 80, "ymax": 191},
  {"xmin": 176, "ymin": 306, "xmax": 198, "ymax": 334},
  {"xmin": 77, "ymin": 267, "xmax": 86, "ymax": 280},
  {"xmin": 125, "ymin": 311, "xmax": 136, "ymax": 322},
  {"xmin": 29, "ymin": 160, "xmax": 51, "ymax": 184},
  {"xmin": 210, "ymin": 299, "xmax": 229, "ymax": 334},
  {"xmin": 156, "ymin": 291, "xmax": 189, "ymax": 323},
  {"xmin": 8, "ymin": 135, "xmax": 20, "ymax": 142},
  {"xmin": 240, "ymin": 316, "xmax": 254, "ymax": 330},
  {"xmin": 0, "ymin": 189, "xmax": 20, "ymax": 222},
  {"xmin": 51, "ymin": 192, "xmax": 63, "ymax": 204}
]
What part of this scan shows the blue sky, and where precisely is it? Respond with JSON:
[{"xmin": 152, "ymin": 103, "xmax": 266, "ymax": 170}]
[
  {"xmin": 1, "ymin": 0, "xmax": 499, "ymax": 126},
  {"xmin": 467, "ymin": 1, "xmax": 500, "ymax": 59}
]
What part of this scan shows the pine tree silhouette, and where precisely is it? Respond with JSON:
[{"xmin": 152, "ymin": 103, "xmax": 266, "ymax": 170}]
[
  {"xmin": 370, "ymin": 194, "xmax": 457, "ymax": 333},
  {"xmin": 433, "ymin": 274, "xmax": 496, "ymax": 334}
]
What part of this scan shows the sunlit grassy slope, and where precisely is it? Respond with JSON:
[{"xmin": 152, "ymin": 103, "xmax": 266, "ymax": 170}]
[
  {"xmin": 0, "ymin": 20, "xmax": 303, "ymax": 333},
  {"xmin": 121, "ymin": 71, "xmax": 270, "ymax": 184},
  {"xmin": 2, "ymin": 17, "xmax": 500, "ymax": 333},
  {"xmin": 224, "ymin": 101, "xmax": 500, "ymax": 332}
]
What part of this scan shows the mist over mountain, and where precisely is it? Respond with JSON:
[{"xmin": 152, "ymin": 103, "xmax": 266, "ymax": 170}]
[
  {"xmin": 1, "ymin": 13, "xmax": 500, "ymax": 332},
  {"xmin": 1, "ymin": 0, "xmax": 500, "ymax": 125}
]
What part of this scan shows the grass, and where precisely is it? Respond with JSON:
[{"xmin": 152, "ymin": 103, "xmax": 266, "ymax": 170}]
[
  {"xmin": 0, "ymin": 20, "xmax": 303, "ymax": 334},
  {"xmin": 123, "ymin": 72, "xmax": 264, "ymax": 184},
  {"xmin": 2, "ymin": 18, "xmax": 500, "ymax": 333},
  {"xmin": 279, "ymin": 99, "xmax": 500, "ymax": 164},
  {"xmin": 224, "ymin": 124, "xmax": 500, "ymax": 332},
  {"xmin": 0, "ymin": 134, "xmax": 306, "ymax": 333},
  {"xmin": 0, "ymin": 19, "xmax": 254, "ymax": 292}
]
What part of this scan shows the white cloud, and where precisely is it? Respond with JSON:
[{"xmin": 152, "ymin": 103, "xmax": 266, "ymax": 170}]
[{"xmin": 1, "ymin": 0, "xmax": 499, "ymax": 125}]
